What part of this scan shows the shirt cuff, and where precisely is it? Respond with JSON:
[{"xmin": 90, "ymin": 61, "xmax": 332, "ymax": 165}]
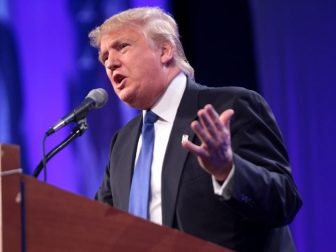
[{"xmin": 212, "ymin": 164, "xmax": 235, "ymax": 200}]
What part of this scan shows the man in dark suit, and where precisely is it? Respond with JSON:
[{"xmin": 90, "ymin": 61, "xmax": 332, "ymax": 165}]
[{"xmin": 89, "ymin": 7, "xmax": 302, "ymax": 252}]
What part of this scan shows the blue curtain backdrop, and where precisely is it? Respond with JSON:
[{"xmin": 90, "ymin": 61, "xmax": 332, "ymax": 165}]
[
  {"xmin": 1, "ymin": 0, "xmax": 335, "ymax": 251},
  {"xmin": 249, "ymin": 1, "xmax": 336, "ymax": 251}
]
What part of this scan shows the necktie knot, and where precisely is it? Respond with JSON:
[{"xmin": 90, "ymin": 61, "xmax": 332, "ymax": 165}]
[{"xmin": 144, "ymin": 111, "xmax": 158, "ymax": 125}]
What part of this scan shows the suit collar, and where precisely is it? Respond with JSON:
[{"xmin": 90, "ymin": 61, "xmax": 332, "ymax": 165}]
[
  {"xmin": 151, "ymin": 72, "xmax": 187, "ymax": 123},
  {"xmin": 116, "ymin": 115, "xmax": 142, "ymax": 211}
]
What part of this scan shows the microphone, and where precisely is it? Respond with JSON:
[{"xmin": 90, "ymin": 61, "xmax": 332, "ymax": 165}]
[{"xmin": 46, "ymin": 88, "xmax": 108, "ymax": 136}]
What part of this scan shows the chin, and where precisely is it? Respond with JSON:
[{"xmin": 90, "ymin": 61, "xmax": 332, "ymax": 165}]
[
  {"xmin": 118, "ymin": 91, "xmax": 132, "ymax": 103},
  {"xmin": 120, "ymin": 95, "xmax": 139, "ymax": 108},
  {"xmin": 119, "ymin": 92, "xmax": 153, "ymax": 110}
]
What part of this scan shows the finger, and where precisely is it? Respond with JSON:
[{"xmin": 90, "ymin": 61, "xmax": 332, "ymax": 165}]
[
  {"xmin": 181, "ymin": 137, "xmax": 208, "ymax": 158},
  {"xmin": 204, "ymin": 104, "xmax": 224, "ymax": 132},
  {"xmin": 198, "ymin": 108, "xmax": 219, "ymax": 141},
  {"xmin": 191, "ymin": 120, "xmax": 214, "ymax": 148}
]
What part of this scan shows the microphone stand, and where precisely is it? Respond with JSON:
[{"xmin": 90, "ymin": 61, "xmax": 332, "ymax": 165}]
[{"xmin": 32, "ymin": 118, "xmax": 88, "ymax": 178}]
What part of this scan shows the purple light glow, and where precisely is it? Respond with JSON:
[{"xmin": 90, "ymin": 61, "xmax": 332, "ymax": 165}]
[
  {"xmin": 11, "ymin": 0, "xmax": 78, "ymax": 191},
  {"xmin": 130, "ymin": 0, "xmax": 170, "ymax": 11}
]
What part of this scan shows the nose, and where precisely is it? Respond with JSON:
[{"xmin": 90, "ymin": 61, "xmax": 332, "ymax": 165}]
[{"xmin": 105, "ymin": 55, "xmax": 121, "ymax": 71}]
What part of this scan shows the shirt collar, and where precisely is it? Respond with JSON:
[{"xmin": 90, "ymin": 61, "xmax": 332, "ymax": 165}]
[{"xmin": 144, "ymin": 72, "xmax": 187, "ymax": 123}]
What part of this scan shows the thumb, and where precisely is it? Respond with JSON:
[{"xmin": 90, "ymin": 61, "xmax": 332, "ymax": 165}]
[{"xmin": 220, "ymin": 109, "xmax": 234, "ymax": 129}]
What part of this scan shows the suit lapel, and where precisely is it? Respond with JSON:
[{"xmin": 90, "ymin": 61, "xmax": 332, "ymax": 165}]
[
  {"xmin": 115, "ymin": 115, "xmax": 142, "ymax": 211},
  {"xmin": 161, "ymin": 80, "xmax": 201, "ymax": 226}
]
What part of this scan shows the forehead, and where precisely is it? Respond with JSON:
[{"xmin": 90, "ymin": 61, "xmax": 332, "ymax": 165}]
[{"xmin": 99, "ymin": 26, "xmax": 146, "ymax": 49}]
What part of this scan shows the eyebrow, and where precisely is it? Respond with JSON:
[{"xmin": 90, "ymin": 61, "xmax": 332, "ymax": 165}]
[{"xmin": 98, "ymin": 38, "xmax": 131, "ymax": 63}]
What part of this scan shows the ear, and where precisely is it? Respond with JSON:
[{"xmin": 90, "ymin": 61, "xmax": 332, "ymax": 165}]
[{"xmin": 160, "ymin": 42, "xmax": 174, "ymax": 65}]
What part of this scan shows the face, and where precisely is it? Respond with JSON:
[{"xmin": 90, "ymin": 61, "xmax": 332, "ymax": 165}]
[{"xmin": 99, "ymin": 26, "xmax": 171, "ymax": 109}]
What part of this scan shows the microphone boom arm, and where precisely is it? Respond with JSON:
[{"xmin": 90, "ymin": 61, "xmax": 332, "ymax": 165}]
[{"xmin": 33, "ymin": 119, "xmax": 88, "ymax": 178}]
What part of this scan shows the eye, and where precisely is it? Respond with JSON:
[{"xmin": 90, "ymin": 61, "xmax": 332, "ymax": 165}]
[
  {"xmin": 119, "ymin": 43, "xmax": 130, "ymax": 51},
  {"xmin": 99, "ymin": 52, "xmax": 108, "ymax": 64},
  {"xmin": 121, "ymin": 43, "xmax": 129, "ymax": 48},
  {"xmin": 102, "ymin": 57, "xmax": 108, "ymax": 66}
]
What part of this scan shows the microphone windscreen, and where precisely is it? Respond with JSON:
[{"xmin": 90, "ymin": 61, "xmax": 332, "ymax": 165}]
[{"xmin": 86, "ymin": 88, "xmax": 108, "ymax": 108}]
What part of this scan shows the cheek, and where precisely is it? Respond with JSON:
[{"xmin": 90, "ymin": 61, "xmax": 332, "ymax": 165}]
[
  {"xmin": 133, "ymin": 51, "xmax": 160, "ymax": 72},
  {"xmin": 135, "ymin": 61, "xmax": 160, "ymax": 84},
  {"xmin": 105, "ymin": 68, "xmax": 113, "ymax": 80}
]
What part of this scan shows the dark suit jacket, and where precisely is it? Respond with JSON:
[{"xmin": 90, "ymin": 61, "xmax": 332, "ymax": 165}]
[{"xmin": 96, "ymin": 79, "xmax": 302, "ymax": 252}]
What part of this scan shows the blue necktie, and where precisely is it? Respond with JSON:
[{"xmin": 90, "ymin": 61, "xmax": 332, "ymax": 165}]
[{"xmin": 128, "ymin": 111, "xmax": 158, "ymax": 219}]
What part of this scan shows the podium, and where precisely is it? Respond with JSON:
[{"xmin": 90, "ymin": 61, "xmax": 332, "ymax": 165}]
[{"xmin": 0, "ymin": 144, "xmax": 233, "ymax": 252}]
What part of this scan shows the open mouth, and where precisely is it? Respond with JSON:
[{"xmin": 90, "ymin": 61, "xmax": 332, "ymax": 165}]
[{"xmin": 113, "ymin": 73, "xmax": 126, "ymax": 86}]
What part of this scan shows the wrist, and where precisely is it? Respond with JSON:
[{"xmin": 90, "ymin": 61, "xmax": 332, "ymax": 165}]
[{"xmin": 214, "ymin": 161, "xmax": 233, "ymax": 182}]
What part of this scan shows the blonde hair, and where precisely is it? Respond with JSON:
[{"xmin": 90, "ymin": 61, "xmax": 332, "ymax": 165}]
[{"xmin": 89, "ymin": 7, "xmax": 194, "ymax": 79}]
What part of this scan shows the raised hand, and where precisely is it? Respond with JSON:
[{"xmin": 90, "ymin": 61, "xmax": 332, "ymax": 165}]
[{"xmin": 182, "ymin": 104, "xmax": 234, "ymax": 182}]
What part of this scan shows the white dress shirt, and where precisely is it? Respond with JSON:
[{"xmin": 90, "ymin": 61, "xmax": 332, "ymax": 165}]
[{"xmin": 135, "ymin": 72, "xmax": 234, "ymax": 225}]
